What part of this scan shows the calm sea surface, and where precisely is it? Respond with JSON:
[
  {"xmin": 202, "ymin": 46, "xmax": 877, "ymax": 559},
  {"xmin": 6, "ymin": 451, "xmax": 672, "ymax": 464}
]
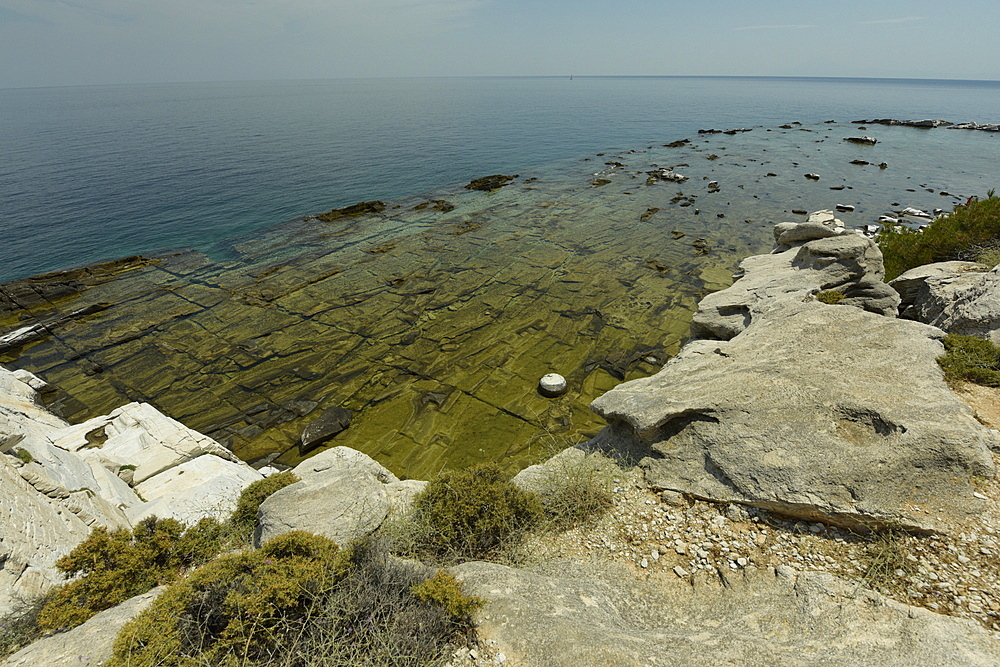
[{"xmin": 4, "ymin": 76, "xmax": 1000, "ymax": 283}]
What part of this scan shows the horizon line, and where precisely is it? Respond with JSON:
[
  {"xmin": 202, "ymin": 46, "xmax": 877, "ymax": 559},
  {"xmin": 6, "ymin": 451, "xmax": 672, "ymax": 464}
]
[{"xmin": 4, "ymin": 73, "xmax": 1000, "ymax": 92}]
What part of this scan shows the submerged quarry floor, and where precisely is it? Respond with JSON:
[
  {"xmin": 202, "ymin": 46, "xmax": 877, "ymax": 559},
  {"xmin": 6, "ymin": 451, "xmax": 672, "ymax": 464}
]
[{"xmin": 2, "ymin": 121, "xmax": 995, "ymax": 479}]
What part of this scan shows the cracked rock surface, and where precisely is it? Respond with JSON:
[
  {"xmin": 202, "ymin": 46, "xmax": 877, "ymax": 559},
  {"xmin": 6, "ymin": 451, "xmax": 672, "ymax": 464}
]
[{"xmin": 592, "ymin": 298, "xmax": 998, "ymax": 533}]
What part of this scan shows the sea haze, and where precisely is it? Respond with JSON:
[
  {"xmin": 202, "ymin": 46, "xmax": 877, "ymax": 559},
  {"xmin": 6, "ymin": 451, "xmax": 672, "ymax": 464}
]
[{"xmin": 3, "ymin": 75, "xmax": 1000, "ymax": 283}]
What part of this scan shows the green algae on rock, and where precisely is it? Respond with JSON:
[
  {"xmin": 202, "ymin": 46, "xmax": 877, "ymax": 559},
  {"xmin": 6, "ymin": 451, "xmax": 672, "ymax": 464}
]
[
  {"xmin": 314, "ymin": 200, "xmax": 387, "ymax": 221},
  {"xmin": 464, "ymin": 174, "xmax": 519, "ymax": 191}
]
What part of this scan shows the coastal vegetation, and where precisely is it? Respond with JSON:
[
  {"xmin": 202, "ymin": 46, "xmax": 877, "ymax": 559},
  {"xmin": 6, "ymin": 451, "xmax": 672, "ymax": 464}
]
[
  {"xmin": 815, "ymin": 289, "xmax": 845, "ymax": 305},
  {"xmin": 37, "ymin": 517, "xmax": 225, "ymax": 632},
  {"xmin": 938, "ymin": 333, "xmax": 1000, "ymax": 387},
  {"xmin": 400, "ymin": 463, "xmax": 544, "ymax": 563},
  {"xmin": 108, "ymin": 531, "xmax": 481, "ymax": 667},
  {"xmin": 0, "ymin": 453, "xmax": 619, "ymax": 663},
  {"xmin": 878, "ymin": 191, "xmax": 1000, "ymax": 280}
]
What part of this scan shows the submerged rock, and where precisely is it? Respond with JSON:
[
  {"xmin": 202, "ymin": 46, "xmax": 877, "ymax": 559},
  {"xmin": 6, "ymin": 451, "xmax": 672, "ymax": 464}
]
[
  {"xmin": 845, "ymin": 136, "xmax": 878, "ymax": 145},
  {"xmin": 464, "ymin": 174, "xmax": 519, "ymax": 191},
  {"xmin": 299, "ymin": 406, "xmax": 353, "ymax": 455},
  {"xmin": 314, "ymin": 200, "xmax": 386, "ymax": 221}
]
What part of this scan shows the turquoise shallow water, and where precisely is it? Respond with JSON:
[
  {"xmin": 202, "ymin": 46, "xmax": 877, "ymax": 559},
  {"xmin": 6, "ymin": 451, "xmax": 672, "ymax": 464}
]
[{"xmin": 3, "ymin": 76, "xmax": 1000, "ymax": 283}]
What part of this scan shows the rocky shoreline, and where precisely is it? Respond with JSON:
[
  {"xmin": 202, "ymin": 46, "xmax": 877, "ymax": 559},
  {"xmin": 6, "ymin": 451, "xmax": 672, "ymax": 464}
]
[
  {"xmin": 3, "ymin": 118, "xmax": 997, "ymax": 484},
  {"xmin": 7, "ymin": 203, "xmax": 1000, "ymax": 664}
]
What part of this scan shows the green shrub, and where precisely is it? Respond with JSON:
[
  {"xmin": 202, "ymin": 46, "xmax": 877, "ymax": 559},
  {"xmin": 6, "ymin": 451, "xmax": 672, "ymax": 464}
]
[
  {"xmin": 938, "ymin": 333, "xmax": 1000, "ymax": 387},
  {"xmin": 406, "ymin": 463, "xmax": 543, "ymax": 562},
  {"xmin": 13, "ymin": 448, "xmax": 33, "ymax": 464},
  {"xmin": 411, "ymin": 570, "xmax": 483, "ymax": 622},
  {"xmin": 110, "ymin": 531, "xmax": 346, "ymax": 667},
  {"xmin": 879, "ymin": 192, "xmax": 1000, "ymax": 280},
  {"xmin": 227, "ymin": 471, "xmax": 299, "ymax": 541},
  {"xmin": 815, "ymin": 289, "xmax": 845, "ymax": 305},
  {"xmin": 111, "ymin": 533, "xmax": 479, "ymax": 667},
  {"xmin": 37, "ymin": 517, "xmax": 223, "ymax": 632}
]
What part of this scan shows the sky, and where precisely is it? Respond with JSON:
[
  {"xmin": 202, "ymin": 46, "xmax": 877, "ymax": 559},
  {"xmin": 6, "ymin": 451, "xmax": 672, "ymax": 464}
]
[{"xmin": 1, "ymin": 0, "xmax": 999, "ymax": 88}]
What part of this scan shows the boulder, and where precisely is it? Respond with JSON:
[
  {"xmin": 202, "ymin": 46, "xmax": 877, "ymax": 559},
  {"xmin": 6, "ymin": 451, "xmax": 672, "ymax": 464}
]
[
  {"xmin": 690, "ymin": 231, "xmax": 899, "ymax": 341},
  {"xmin": 592, "ymin": 299, "xmax": 997, "ymax": 533},
  {"xmin": 254, "ymin": 447, "xmax": 408, "ymax": 547},
  {"xmin": 53, "ymin": 402, "xmax": 239, "ymax": 483},
  {"xmin": 292, "ymin": 445, "xmax": 398, "ymax": 484},
  {"xmin": 1, "ymin": 587, "xmax": 163, "ymax": 667},
  {"xmin": 891, "ymin": 263, "xmax": 1000, "ymax": 344},
  {"xmin": 452, "ymin": 560, "xmax": 1000, "ymax": 666},
  {"xmin": 299, "ymin": 406, "xmax": 353, "ymax": 455},
  {"xmin": 128, "ymin": 454, "xmax": 263, "ymax": 524}
]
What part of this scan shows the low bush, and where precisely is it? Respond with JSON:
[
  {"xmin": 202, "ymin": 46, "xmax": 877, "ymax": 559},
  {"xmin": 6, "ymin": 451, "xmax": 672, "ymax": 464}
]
[
  {"xmin": 110, "ymin": 533, "xmax": 479, "ymax": 667},
  {"xmin": 815, "ymin": 289, "xmax": 845, "ymax": 305},
  {"xmin": 305, "ymin": 539, "xmax": 480, "ymax": 666},
  {"xmin": 404, "ymin": 463, "xmax": 543, "ymax": 563},
  {"xmin": 37, "ymin": 517, "xmax": 223, "ymax": 632},
  {"xmin": 110, "ymin": 531, "xmax": 347, "ymax": 667},
  {"xmin": 14, "ymin": 447, "xmax": 33, "ymax": 464},
  {"xmin": 227, "ymin": 471, "xmax": 299, "ymax": 542},
  {"xmin": 516, "ymin": 450, "xmax": 618, "ymax": 531},
  {"xmin": 938, "ymin": 333, "xmax": 1000, "ymax": 387},
  {"xmin": 411, "ymin": 570, "xmax": 483, "ymax": 622},
  {"xmin": 878, "ymin": 192, "xmax": 1000, "ymax": 280}
]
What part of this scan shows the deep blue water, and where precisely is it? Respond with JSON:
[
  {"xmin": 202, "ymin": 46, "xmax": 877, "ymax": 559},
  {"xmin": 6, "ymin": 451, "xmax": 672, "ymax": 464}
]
[{"xmin": 3, "ymin": 76, "xmax": 1000, "ymax": 283}]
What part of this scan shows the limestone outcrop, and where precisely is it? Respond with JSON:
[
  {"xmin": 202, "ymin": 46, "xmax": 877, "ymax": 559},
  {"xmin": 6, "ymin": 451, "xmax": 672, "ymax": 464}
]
[
  {"xmin": 0, "ymin": 365, "xmax": 261, "ymax": 615},
  {"xmin": 890, "ymin": 261, "xmax": 1000, "ymax": 343},
  {"xmin": 690, "ymin": 212, "xmax": 900, "ymax": 341},
  {"xmin": 591, "ymin": 215, "xmax": 997, "ymax": 533},
  {"xmin": 254, "ymin": 446, "xmax": 424, "ymax": 547},
  {"xmin": 453, "ymin": 560, "xmax": 1000, "ymax": 666}
]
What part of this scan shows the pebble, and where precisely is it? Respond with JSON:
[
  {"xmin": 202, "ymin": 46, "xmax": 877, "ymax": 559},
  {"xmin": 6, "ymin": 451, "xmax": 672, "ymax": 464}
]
[
  {"xmin": 674, "ymin": 565, "xmax": 689, "ymax": 577},
  {"xmin": 640, "ymin": 558, "xmax": 649, "ymax": 568}
]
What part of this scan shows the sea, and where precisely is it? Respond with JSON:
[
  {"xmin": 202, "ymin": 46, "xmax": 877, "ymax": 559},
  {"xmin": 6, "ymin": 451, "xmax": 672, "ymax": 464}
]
[
  {"xmin": 4, "ymin": 76, "xmax": 1000, "ymax": 283},
  {"xmin": 4, "ymin": 76, "xmax": 1000, "ymax": 475}
]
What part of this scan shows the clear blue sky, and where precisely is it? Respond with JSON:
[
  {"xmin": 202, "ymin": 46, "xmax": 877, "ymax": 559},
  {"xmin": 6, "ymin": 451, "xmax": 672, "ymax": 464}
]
[{"xmin": 2, "ymin": 0, "xmax": 998, "ymax": 88}]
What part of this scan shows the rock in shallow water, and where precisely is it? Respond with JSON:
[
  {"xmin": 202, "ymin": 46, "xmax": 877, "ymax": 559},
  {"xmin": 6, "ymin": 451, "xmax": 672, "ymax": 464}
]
[
  {"xmin": 299, "ymin": 406, "xmax": 352, "ymax": 455},
  {"xmin": 538, "ymin": 373, "xmax": 568, "ymax": 398}
]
